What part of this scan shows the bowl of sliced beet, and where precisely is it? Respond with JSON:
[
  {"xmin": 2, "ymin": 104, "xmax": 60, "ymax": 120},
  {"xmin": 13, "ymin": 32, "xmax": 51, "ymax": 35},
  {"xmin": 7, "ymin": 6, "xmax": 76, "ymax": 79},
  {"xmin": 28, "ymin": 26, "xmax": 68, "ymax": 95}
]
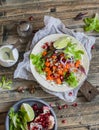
[{"xmin": 5, "ymin": 98, "xmax": 57, "ymax": 130}]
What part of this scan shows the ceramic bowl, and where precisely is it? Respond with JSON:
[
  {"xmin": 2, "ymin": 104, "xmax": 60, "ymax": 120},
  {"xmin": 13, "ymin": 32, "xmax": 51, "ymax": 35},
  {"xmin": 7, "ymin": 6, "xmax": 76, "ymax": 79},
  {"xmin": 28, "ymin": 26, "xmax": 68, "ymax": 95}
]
[
  {"xmin": 30, "ymin": 34, "xmax": 89, "ymax": 92},
  {"xmin": 0, "ymin": 45, "xmax": 19, "ymax": 67},
  {"xmin": 5, "ymin": 98, "xmax": 57, "ymax": 130}
]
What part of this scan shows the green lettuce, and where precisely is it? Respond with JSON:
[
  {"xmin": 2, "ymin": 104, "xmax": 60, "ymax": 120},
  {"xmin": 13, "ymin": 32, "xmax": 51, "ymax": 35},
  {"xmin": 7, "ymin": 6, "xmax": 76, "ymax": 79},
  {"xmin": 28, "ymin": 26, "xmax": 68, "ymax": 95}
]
[
  {"xmin": 84, "ymin": 13, "xmax": 99, "ymax": 32},
  {"xmin": 65, "ymin": 72, "xmax": 78, "ymax": 87},
  {"xmin": 63, "ymin": 42, "xmax": 84, "ymax": 60},
  {"xmin": 0, "ymin": 76, "xmax": 12, "ymax": 89},
  {"xmin": 30, "ymin": 53, "xmax": 45, "ymax": 74}
]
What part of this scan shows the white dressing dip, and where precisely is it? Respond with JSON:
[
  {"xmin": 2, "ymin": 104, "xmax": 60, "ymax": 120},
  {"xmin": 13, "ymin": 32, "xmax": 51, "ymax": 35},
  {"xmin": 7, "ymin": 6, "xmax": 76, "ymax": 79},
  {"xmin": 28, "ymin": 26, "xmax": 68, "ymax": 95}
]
[
  {"xmin": 0, "ymin": 45, "xmax": 19, "ymax": 67},
  {"xmin": 0, "ymin": 47, "xmax": 15, "ymax": 61}
]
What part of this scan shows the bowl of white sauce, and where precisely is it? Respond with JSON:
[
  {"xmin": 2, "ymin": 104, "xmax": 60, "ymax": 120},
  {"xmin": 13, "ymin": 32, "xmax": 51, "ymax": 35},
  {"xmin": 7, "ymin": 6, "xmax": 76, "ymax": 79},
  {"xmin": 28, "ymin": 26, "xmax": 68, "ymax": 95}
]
[{"xmin": 0, "ymin": 45, "xmax": 19, "ymax": 67}]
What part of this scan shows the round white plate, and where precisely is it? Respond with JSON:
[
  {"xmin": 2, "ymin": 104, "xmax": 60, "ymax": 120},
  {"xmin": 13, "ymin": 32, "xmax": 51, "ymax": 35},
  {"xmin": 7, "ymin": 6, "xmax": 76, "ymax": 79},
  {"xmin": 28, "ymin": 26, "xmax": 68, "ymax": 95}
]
[{"xmin": 30, "ymin": 34, "xmax": 89, "ymax": 92}]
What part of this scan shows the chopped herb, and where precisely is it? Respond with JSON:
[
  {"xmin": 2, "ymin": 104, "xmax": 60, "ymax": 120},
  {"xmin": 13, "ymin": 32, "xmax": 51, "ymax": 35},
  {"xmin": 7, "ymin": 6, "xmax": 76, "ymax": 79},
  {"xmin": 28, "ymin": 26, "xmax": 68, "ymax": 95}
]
[
  {"xmin": 0, "ymin": 76, "xmax": 12, "ymax": 89},
  {"xmin": 84, "ymin": 13, "xmax": 99, "ymax": 32},
  {"xmin": 9, "ymin": 108, "xmax": 28, "ymax": 130}
]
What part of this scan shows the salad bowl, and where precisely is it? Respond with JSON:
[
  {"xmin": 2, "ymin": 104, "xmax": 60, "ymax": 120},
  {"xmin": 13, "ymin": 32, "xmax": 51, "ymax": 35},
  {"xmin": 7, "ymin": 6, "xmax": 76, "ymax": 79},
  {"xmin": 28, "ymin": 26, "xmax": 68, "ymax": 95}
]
[
  {"xmin": 30, "ymin": 34, "xmax": 89, "ymax": 92},
  {"xmin": 5, "ymin": 98, "xmax": 57, "ymax": 130}
]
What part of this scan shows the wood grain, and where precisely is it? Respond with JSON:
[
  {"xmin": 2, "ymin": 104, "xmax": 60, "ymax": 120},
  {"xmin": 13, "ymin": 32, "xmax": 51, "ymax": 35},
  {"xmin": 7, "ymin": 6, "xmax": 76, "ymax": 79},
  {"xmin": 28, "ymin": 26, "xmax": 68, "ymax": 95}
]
[{"xmin": 0, "ymin": 0, "xmax": 99, "ymax": 130}]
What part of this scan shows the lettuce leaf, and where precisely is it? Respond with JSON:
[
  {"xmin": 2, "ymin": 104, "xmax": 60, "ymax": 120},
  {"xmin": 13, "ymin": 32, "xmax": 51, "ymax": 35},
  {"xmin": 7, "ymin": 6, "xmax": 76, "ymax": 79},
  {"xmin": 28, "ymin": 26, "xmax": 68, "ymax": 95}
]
[
  {"xmin": 84, "ymin": 13, "xmax": 99, "ymax": 32},
  {"xmin": 65, "ymin": 72, "xmax": 78, "ymax": 87},
  {"xmin": 0, "ymin": 76, "xmax": 12, "ymax": 89},
  {"xmin": 30, "ymin": 53, "xmax": 45, "ymax": 74},
  {"xmin": 63, "ymin": 42, "xmax": 84, "ymax": 60}
]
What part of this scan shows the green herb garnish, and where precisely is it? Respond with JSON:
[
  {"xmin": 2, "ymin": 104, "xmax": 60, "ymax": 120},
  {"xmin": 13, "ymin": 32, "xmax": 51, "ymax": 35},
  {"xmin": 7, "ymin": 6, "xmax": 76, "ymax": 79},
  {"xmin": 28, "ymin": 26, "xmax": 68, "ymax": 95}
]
[
  {"xmin": 0, "ymin": 76, "xmax": 12, "ymax": 89},
  {"xmin": 84, "ymin": 13, "xmax": 99, "ymax": 32},
  {"xmin": 9, "ymin": 108, "xmax": 28, "ymax": 130}
]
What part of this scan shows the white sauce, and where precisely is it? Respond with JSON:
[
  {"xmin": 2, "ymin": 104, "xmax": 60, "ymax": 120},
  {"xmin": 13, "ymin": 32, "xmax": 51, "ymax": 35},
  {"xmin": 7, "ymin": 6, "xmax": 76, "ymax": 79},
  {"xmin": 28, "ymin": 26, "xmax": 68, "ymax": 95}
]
[{"xmin": 0, "ymin": 47, "xmax": 15, "ymax": 61}]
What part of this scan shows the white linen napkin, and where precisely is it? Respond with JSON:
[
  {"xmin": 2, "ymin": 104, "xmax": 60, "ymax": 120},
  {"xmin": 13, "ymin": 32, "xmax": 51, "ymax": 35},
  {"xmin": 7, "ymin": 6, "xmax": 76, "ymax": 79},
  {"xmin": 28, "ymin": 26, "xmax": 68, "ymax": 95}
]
[{"xmin": 14, "ymin": 16, "xmax": 95, "ymax": 103}]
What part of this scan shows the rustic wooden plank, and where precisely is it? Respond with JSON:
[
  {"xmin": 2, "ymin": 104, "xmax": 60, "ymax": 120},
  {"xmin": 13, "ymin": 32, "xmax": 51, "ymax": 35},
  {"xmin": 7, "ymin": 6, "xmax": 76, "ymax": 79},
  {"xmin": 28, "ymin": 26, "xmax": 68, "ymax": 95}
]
[
  {"xmin": 4, "ymin": 0, "xmax": 99, "ymax": 5},
  {"xmin": 0, "ymin": 10, "xmax": 98, "ymax": 27},
  {"xmin": 5, "ymin": 0, "xmax": 37, "ymax": 5},
  {"xmin": 0, "ymin": 80, "xmax": 58, "ymax": 104},
  {"xmin": 2, "ymin": 0, "xmax": 99, "ymax": 11},
  {"xmin": 0, "ymin": 25, "xmax": 3, "ymax": 35},
  {"xmin": 0, "ymin": 24, "xmax": 99, "ymax": 47},
  {"xmin": 89, "ymin": 125, "xmax": 99, "ymax": 130},
  {"xmin": 55, "ymin": 102, "xmax": 99, "ymax": 118},
  {"xmin": 4, "ymin": 0, "xmax": 99, "ymax": 6},
  {"xmin": 0, "ymin": 101, "xmax": 16, "ymax": 112},
  {"xmin": 58, "ymin": 113, "xmax": 99, "ymax": 128},
  {"xmin": 0, "ymin": 83, "xmax": 99, "ymax": 112},
  {"xmin": 1, "ymin": 22, "xmax": 99, "ymax": 46},
  {"xmin": 0, "ymin": 1, "xmax": 99, "ymax": 130},
  {"xmin": 2, "ymin": 0, "xmax": 99, "ymax": 8},
  {"xmin": 0, "ymin": 90, "xmax": 55, "ymax": 104},
  {"xmin": 4, "ymin": 4, "xmax": 99, "ymax": 18},
  {"xmin": 1, "ymin": 22, "xmax": 99, "ymax": 48},
  {"xmin": 0, "ymin": 15, "xmax": 99, "ymax": 40},
  {"xmin": 59, "ymin": 127, "xmax": 88, "ymax": 130},
  {"xmin": 0, "ymin": 125, "xmax": 5, "ymax": 130},
  {"xmin": 0, "ymin": 124, "xmax": 93, "ymax": 130},
  {"xmin": 87, "ymin": 73, "xmax": 99, "ymax": 86},
  {"xmin": 1, "ymin": 110, "xmax": 99, "ymax": 129},
  {"xmin": 1, "ymin": 123, "xmax": 98, "ymax": 130},
  {"xmin": 0, "ymin": 1, "xmax": 99, "ymax": 24},
  {"xmin": 89, "ymin": 64, "xmax": 99, "ymax": 74},
  {"xmin": 0, "ymin": 113, "xmax": 6, "ymax": 124}
]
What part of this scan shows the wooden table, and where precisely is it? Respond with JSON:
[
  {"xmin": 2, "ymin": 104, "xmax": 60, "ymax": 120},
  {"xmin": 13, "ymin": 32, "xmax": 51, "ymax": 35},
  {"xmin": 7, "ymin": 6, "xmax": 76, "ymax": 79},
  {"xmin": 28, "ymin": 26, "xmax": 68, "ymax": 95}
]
[{"xmin": 0, "ymin": 0, "xmax": 99, "ymax": 130}]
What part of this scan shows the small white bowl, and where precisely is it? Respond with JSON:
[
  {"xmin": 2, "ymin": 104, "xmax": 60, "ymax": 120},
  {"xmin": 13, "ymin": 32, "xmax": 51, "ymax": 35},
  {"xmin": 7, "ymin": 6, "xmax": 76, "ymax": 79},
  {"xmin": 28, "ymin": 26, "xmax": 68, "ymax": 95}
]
[{"xmin": 0, "ymin": 45, "xmax": 19, "ymax": 67}]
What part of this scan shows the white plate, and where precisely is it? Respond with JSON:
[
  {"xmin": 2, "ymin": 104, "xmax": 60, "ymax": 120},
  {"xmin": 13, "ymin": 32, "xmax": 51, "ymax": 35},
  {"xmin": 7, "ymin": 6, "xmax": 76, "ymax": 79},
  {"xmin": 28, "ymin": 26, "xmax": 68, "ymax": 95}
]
[{"xmin": 30, "ymin": 34, "xmax": 89, "ymax": 92}]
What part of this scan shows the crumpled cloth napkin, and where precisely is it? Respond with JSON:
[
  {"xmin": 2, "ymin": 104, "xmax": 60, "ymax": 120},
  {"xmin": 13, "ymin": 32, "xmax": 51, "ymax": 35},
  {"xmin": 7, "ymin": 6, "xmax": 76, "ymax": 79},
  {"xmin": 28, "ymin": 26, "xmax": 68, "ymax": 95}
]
[{"xmin": 14, "ymin": 16, "xmax": 95, "ymax": 103}]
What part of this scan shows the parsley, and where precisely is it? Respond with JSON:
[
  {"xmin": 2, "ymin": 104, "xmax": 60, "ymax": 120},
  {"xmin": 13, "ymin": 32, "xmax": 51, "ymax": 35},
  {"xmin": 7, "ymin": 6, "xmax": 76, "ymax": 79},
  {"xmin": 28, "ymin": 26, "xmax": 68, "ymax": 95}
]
[
  {"xmin": 0, "ymin": 76, "xmax": 12, "ymax": 89},
  {"xmin": 9, "ymin": 108, "xmax": 28, "ymax": 130},
  {"xmin": 84, "ymin": 13, "xmax": 99, "ymax": 32}
]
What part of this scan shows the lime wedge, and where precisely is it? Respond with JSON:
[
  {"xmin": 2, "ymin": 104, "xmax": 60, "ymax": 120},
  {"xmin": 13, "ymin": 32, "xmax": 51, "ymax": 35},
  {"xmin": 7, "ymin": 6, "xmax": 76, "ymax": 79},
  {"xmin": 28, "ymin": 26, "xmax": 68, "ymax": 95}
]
[
  {"xmin": 53, "ymin": 36, "xmax": 71, "ymax": 49},
  {"xmin": 20, "ymin": 103, "xmax": 35, "ymax": 122}
]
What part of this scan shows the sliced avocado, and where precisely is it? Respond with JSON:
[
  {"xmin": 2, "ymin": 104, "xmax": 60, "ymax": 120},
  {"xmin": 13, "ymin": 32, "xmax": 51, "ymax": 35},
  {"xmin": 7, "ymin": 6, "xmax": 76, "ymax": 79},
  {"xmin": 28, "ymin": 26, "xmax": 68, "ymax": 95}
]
[{"xmin": 53, "ymin": 36, "xmax": 71, "ymax": 49}]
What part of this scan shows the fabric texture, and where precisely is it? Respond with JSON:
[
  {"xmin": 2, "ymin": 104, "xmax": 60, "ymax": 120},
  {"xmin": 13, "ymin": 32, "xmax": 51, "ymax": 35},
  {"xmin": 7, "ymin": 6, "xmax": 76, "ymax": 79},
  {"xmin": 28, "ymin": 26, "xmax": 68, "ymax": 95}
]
[{"xmin": 14, "ymin": 16, "xmax": 95, "ymax": 103}]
